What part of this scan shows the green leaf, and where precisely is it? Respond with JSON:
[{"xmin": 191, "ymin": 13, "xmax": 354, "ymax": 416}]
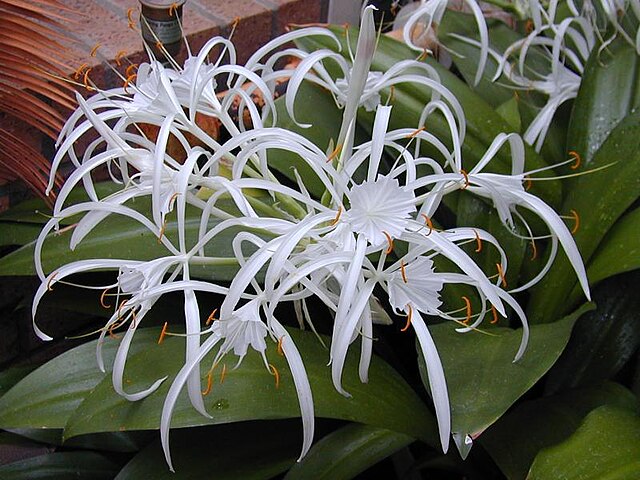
[
  {"xmin": 0, "ymin": 223, "xmax": 42, "ymax": 248},
  {"xmin": 63, "ymin": 327, "xmax": 437, "ymax": 447},
  {"xmin": 0, "ymin": 365, "xmax": 37, "ymax": 398},
  {"xmin": 0, "ymin": 329, "xmax": 161, "ymax": 430},
  {"xmin": 269, "ymin": 81, "xmax": 342, "ymax": 198},
  {"xmin": 528, "ymin": 111, "xmax": 640, "ymax": 322},
  {"xmin": 495, "ymin": 96, "xmax": 522, "ymax": 132},
  {"xmin": 420, "ymin": 303, "xmax": 594, "ymax": 445},
  {"xmin": 0, "ymin": 203, "xmax": 244, "ymax": 281},
  {"xmin": 481, "ymin": 382, "xmax": 640, "ymax": 480},
  {"xmin": 585, "ymin": 206, "xmax": 640, "ymax": 286},
  {"xmin": 528, "ymin": 405, "xmax": 640, "ymax": 480},
  {"xmin": 545, "ymin": 271, "xmax": 640, "ymax": 394},
  {"xmin": 0, "ymin": 452, "xmax": 122, "ymax": 480},
  {"xmin": 115, "ymin": 422, "xmax": 299, "ymax": 479},
  {"xmin": 284, "ymin": 423, "xmax": 412, "ymax": 480},
  {"xmin": 568, "ymin": 36, "xmax": 640, "ymax": 169},
  {"xmin": 0, "ymin": 327, "xmax": 438, "ymax": 449}
]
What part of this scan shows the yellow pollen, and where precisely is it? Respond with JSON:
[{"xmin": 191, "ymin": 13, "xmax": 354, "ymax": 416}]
[
  {"xmin": 491, "ymin": 305, "xmax": 499, "ymax": 324},
  {"xmin": 462, "ymin": 296, "xmax": 472, "ymax": 325},
  {"xmin": 46, "ymin": 272, "xmax": 58, "ymax": 291},
  {"xmin": 400, "ymin": 260, "xmax": 408, "ymax": 283},
  {"xmin": 569, "ymin": 150, "xmax": 581, "ymax": 170},
  {"xmin": 400, "ymin": 305, "xmax": 413, "ymax": 332},
  {"xmin": 269, "ymin": 364, "xmax": 281, "ymax": 388},
  {"xmin": 202, "ymin": 372, "xmax": 213, "ymax": 396},
  {"xmin": 158, "ymin": 322, "xmax": 169, "ymax": 344},
  {"xmin": 90, "ymin": 43, "xmax": 101, "ymax": 57},
  {"xmin": 460, "ymin": 169, "xmax": 470, "ymax": 189},
  {"xmin": 473, "ymin": 229, "xmax": 482, "ymax": 253},
  {"xmin": 206, "ymin": 308, "xmax": 218, "ymax": 326},
  {"xmin": 330, "ymin": 206, "xmax": 343, "ymax": 226},
  {"xmin": 100, "ymin": 287, "xmax": 112, "ymax": 309},
  {"xmin": 220, "ymin": 363, "xmax": 227, "ymax": 383},
  {"xmin": 406, "ymin": 126, "xmax": 426, "ymax": 139},
  {"xmin": 569, "ymin": 209, "xmax": 580, "ymax": 234},
  {"xmin": 277, "ymin": 336, "xmax": 285, "ymax": 356},
  {"xmin": 382, "ymin": 230, "xmax": 394, "ymax": 254},
  {"xmin": 327, "ymin": 143, "xmax": 343, "ymax": 163},
  {"xmin": 496, "ymin": 263, "xmax": 507, "ymax": 287}
]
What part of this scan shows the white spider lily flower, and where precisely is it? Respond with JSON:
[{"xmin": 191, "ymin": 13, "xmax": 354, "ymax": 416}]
[{"xmin": 394, "ymin": 0, "xmax": 489, "ymax": 85}]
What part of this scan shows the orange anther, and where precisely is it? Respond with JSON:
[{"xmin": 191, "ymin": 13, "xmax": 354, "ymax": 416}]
[
  {"xmin": 400, "ymin": 260, "xmax": 408, "ymax": 283},
  {"xmin": 525, "ymin": 19, "xmax": 534, "ymax": 33},
  {"xmin": 158, "ymin": 322, "xmax": 168, "ymax": 344},
  {"xmin": 168, "ymin": 2, "xmax": 179, "ymax": 16},
  {"xmin": 382, "ymin": 230, "xmax": 394, "ymax": 255},
  {"xmin": 473, "ymin": 229, "xmax": 482, "ymax": 253},
  {"xmin": 421, "ymin": 213, "xmax": 434, "ymax": 235},
  {"xmin": 387, "ymin": 85, "xmax": 395, "ymax": 104},
  {"xmin": 46, "ymin": 272, "xmax": 58, "ymax": 291},
  {"xmin": 569, "ymin": 150, "xmax": 581, "ymax": 170},
  {"xmin": 90, "ymin": 43, "xmax": 101, "ymax": 57},
  {"xmin": 406, "ymin": 126, "xmax": 426, "ymax": 139},
  {"xmin": 73, "ymin": 63, "xmax": 89, "ymax": 80},
  {"xmin": 269, "ymin": 364, "xmax": 280, "ymax": 388},
  {"xmin": 462, "ymin": 296, "xmax": 472, "ymax": 325},
  {"xmin": 123, "ymin": 73, "xmax": 137, "ymax": 94},
  {"xmin": 569, "ymin": 209, "xmax": 580, "ymax": 234},
  {"xmin": 108, "ymin": 320, "xmax": 121, "ymax": 339},
  {"xmin": 525, "ymin": 238, "xmax": 536, "ymax": 261},
  {"xmin": 125, "ymin": 64, "xmax": 138, "ymax": 77},
  {"xmin": 156, "ymin": 40, "xmax": 163, "ymax": 50},
  {"xmin": 400, "ymin": 304, "xmax": 413, "ymax": 332},
  {"xmin": 496, "ymin": 263, "xmax": 507, "ymax": 288},
  {"xmin": 206, "ymin": 308, "xmax": 218, "ymax": 326},
  {"xmin": 220, "ymin": 363, "xmax": 227, "ymax": 383},
  {"xmin": 327, "ymin": 143, "xmax": 342, "ymax": 163},
  {"xmin": 460, "ymin": 169, "xmax": 470, "ymax": 189},
  {"xmin": 490, "ymin": 304, "xmax": 499, "ymax": 324},
  {"xmin": 277, "ymin": 336, "xmax": 285, "ymax": 356},
  {"xmin": 202, "ymin": 371, "xmax": 213, "ymax": 395},
  {"xmin": 524, "ymin": 176, "xmax": 533, "ymax": 191},
  {"xmin": 100, "ymin": 287, "xmax": 112, "ymax": 309},
  {"xmin": 330, "ymin": 206, "xmax": 343, "ymax": 226},
  {"xmin": 83, "ymin": 67, "xmax": 95, "ymax": 92},
  {"xmin": 115, "ymin": 50, "xmax": 127, "ymax": 67},
  {"xmin": 157, "ymin": 219, "xmax": 167, "ymax": 243},
  {"xmin": 127, "ymin": 7, "xmax": 137, "ymax": 23}
]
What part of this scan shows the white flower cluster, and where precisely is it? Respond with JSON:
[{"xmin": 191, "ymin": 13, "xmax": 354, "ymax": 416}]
[{"xmin": 33, "ymin": 5, "xmax": 591, "ymax": 470}]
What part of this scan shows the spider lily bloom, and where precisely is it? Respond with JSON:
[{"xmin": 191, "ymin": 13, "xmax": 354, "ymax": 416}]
[{"xmin": 393, "ymin": 0, "xmax": 489, "ymax": 85}]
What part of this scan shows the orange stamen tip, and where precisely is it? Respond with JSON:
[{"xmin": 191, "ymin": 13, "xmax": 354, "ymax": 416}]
[
  {"xmin": 100, "ymin": 288, "xmax": 112, "ymax": 309},
  {"xmin": 169, "ymin": 2, "xmax": 180, "ymax": 16},
  {"xmin": 156, "ymin": 40, "xmax": 163, "ymax": 49},
  {"xmin": 406, "ymin": 126, "xmax": 426, "ymax": 139},
  {"xmin": 569, "ymin": 151, "xmax": 581, "ymax": 170},
  {"xmin": 530, "ymin": 238, "xmax": 538, "ymax": 261},
  {"xmin": 460, "ymin": 169, "xmax": 470, "ymax": 189},
  {"xmin": 382, "ymin": 231, "xmax": 394, "ymax": 255},
  {"xmin": 127, "ymin": 7, "xmax": 137, "ymax": 23},
  {"xmin": 327, "ymin": 143, "xmax": 343, "ymax": 163},
  {"xmin": 400, "ymin": 260, "xmax": 408, "ymax": 284},
  {"xmin": 277, "ymin": 336, "xmax": 285, "ymax": 356},
  {"xmin": 220, "ymin": 364, "xmax": 227, "ymax": 384},
  {"xmin": 125, "ymin": 64, "xmax": 138, "ymax": 77},
  {"xmin": 496, "ymin": 263, "xmax": 507, "ymax": 288},
  {"xmin": 202, "ymin": 372, "xmax": 213, "ymax": 396},
  {"xmin": 46, "ymin": 272, "xmax": 58, "ymax": 291},
  {"xmin": 330, "ymin": 206, "xmax": 343, "ymax": 226},
  {"xmin": 123, "ymin": 73, "xmax": 137, "ymax": 94},
  {"xmin": 400, "ymin": 305, "xmax": 413, "ymax": 332},
  {"xmin": 269, "ymin": 364, "xmax": 281, "ymax": 388},
  {"xmin": 90, "ymin": 43, "xmax": 101, "ymax": 57},
  {"xmin": 158, "ymin": 322, "xmax": 168, "ymax": 344},
  {"xmin": 569, "ymin": 209, "xmax": 580, "ymax": 234},
  {"xmin": 157, "ymin": 220, "xmax": 167, "ymax": 243},
  {"xmin": 462, "ymin": 296, "xmax": 472, "ymax": 325},
  {"xmin": 491, "ymin": 305, "xmax": 499, "ymax": 324},
  {"xmin": 115, "ymin": 50, "xmax": 127, "ymax": 66},
  {"xmin": 73, "ymin": 63, "xmax": 89, "ymax": 80},
  {"xmin": 206, "ymin": 308, "xmax": 218, "ymax": 326},
  {"xmin": 524, "ymin": 176, "xmax": 533, "ymax": 191},
  {"xmin": 421, "ymin": 213, "xmax": 434, "ymax": 235},
  {"xmin": 83, "ymin": 67, "xmax": 95, "ymax": 91},
  {"xmin": 473, "ymin": 229, "xmax": 482, "ymax": 253}
]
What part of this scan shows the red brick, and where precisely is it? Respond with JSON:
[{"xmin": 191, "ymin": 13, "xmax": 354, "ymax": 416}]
[{"xmin": 272, "ymin": 0, "xmax": 322, "ymax": 34}]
